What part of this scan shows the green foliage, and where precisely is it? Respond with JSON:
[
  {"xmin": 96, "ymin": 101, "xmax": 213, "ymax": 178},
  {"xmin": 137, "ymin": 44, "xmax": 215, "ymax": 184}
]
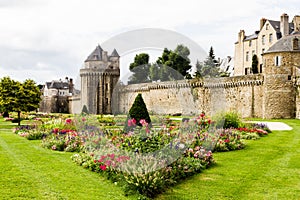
[
  {"xmin": 252, "ymin": 54, "xmax": 259, "ymax": 74},
  {"xmin": 128, "ymin": 53, "xmax": 151, "ymax": 84},
  {"xmin": 128, "ymin": 93, "xmax": 151, "ymax": 126},
  {"xmin": 0, "ymin": 77, "xmax": 41, "ymax": 125},
  {"xmin": 213, "ymin": 111, "xmax": 243, "ymax": 129},
  {"xmin": 195, "ymin": 46, "xmax": 222, "ymax": 78},
  {"xmin": 81, "ymin": 105, "xmax": 89, "ymax": 114},
  {"xmin": 156, "ymin": 45, "xmax": 192, "ymax": 78}
]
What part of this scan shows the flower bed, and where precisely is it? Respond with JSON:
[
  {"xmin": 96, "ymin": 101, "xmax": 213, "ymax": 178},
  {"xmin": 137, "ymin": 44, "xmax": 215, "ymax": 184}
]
[{"xmin": 12, "ymin": 113, "xmax": 271, "ymax": 198}]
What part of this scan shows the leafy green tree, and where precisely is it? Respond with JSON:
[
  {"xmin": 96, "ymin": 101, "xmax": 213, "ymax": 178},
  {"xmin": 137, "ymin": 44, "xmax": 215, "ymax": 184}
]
[
  {"xmin": 0, "ymin": 77, "xmax": 41, "ymax": 125},
  {"xmin": 156, "ymin": 44, "xmax": 192, "ymax": 79},
  {"xmin": 252, "ymin": 54, "xmax": 259, "ymax": 74},
  {"xmin": 128, "ymin": 53, "xmax": 151, "ymax": 84}
]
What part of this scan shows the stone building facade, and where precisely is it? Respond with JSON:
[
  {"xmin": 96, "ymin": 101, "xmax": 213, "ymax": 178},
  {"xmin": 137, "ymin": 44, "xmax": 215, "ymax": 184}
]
[
  {"xmin": 79, "ymin": 45, "xmax": 120, "ymax": 114},
  {"xmin": 234, "ymin": 13, "xmax": 300, "ymax": 75},
  {"xmin": 39, "ymin": 78, "xmax": 75, "ymax": 113},
  {"xmin": 112, "ymin": 33, "xmax": 300, "ymax": 119},
  {"xmin": 62, "ymin": 15, "xmax": 300, "ymax": 119}
]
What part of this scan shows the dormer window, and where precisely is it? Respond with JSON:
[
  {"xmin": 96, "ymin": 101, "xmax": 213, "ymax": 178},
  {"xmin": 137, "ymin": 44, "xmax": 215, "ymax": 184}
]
[{"xmin": 266, "ymin": 24, "xmax": 269, "ymax": 30}]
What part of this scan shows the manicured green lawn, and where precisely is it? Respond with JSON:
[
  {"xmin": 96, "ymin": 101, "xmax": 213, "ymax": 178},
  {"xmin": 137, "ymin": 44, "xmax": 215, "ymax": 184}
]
[
  {"xmin": 157, "ymin": 119, "xmax": 300, "ymax": 200},
  {"xmin": 0, "ymin": 120, "xmax": 135, "ymax": 199},
  {"xmin": 1, "ymin": 118, "xmax": 299, "ymax": 199}
]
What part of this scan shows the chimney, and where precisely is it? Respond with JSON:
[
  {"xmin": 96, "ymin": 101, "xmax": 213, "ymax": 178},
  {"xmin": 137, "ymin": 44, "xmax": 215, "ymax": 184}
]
[
  {"xmin": 260, "ymin": 18, "xmax": 267, "ymax": 30},
  {"xmin": 293, "ymin": 15, "xmax": 300, "ymax": 32},
  {"xmin": 280, "ymin": 13, "xmax": 289, "ymax": 36},
  {"xmin": 238, "ymin": 30, "xmax": 245, "ymax": 43},
  {"xmin": 102, "ymin": 51, "xmax": 108, "ymax": 62},
  {"xmin": 69, "ymin": 78, "xmax": 74, "ymax": 94}
]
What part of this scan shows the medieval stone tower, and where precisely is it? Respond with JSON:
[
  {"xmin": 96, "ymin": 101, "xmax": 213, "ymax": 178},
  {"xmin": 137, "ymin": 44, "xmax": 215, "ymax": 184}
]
[{"xmin": 80, "ymin": 45, "xmax": 120, "ymax": 114}]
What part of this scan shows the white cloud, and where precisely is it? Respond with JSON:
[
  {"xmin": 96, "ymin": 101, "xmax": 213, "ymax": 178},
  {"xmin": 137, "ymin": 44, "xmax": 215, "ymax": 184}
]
[{"xmin": 0, "ymin": 0, "xmax": 299, "ymax": 84}]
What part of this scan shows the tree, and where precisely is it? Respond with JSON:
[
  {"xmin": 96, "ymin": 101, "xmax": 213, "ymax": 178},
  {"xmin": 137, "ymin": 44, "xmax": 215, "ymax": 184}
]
[
  {"xmin": 156, "ymin": 44, "xmax": 192, "ymax": 79},
  {"xmin": 194, "ymin": 47, "xmax": 221, "ymax": 78},
  {"xmin": 125, "ymin": 93, "xmax": 151, "ymax": 131},
  {"xmin": 252, "ymin": 54, "xmax": 259, "ymax": 74},
  {"xmin": 128, "ymin": 53, "xmax": 151, "ymax": 84},
  {"xmin": 0, "ymin": 77, "xmax": 41, "ymax": 125}
]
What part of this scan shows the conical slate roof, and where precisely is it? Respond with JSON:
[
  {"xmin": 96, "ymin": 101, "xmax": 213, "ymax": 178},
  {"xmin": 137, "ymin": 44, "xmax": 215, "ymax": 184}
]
[
  {"xmin": 85, "ymin": 45, "xmax": 103, "ymax": 62},
  {"xmin": 110, "ymin": 48, "xmax": 119, "ymax": 57}
]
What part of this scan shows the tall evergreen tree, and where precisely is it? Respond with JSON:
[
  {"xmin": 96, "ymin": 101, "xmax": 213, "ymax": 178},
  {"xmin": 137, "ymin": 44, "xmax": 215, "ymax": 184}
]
[{"xmin": 252, "ymin": 54, "xmax": 259, "ymax": 74}]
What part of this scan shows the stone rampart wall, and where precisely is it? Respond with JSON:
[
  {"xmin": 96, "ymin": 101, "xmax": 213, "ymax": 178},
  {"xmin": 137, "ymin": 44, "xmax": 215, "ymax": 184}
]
[{"xmin": 115, "ymin": 74, "xmax": 264, "ymax": 118}]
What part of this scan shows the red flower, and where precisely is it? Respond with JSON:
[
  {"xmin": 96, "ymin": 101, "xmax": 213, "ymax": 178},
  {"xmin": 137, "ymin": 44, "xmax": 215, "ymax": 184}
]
[
  {"xmin": 65, "ymin": 118, "xmax": 72, "ymax": 124},
  {"xmin": 200, "ymin": 113, "xmax": 205, "ymax": 118},
  {"xmin": 100, "ymin": 165, "xmax": 107, "ymax": 171}
]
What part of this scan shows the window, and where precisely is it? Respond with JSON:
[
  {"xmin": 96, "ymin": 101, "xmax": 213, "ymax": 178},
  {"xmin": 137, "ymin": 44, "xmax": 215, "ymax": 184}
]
[
  {"xmin": 105, "ymin": 83, "xmax": 108, "ymax": 90},
  {"xmin": 260, "ymin": 64, "xmax": 263, "ymax": 73},
  {"xmin": 262, "ymin": 48, "xmax": 265, "ymax": 53},
  {"xmin": 274, "ymin": 56, "xmax": 281, "ymax": 66},
  {"xmin": 262, "ymin": 35, "xmax": 265, "ymax": 45},
  {"xmin": 245, "ymin": 68, "xmax": 248, "ymax": 75},
  {"xmin": 266, "ymin": 24, "xmax": 269, "ymax": 30},
  {"xmin": 269, "ymin": 33, "xmax": 273, "ymax": 43},
  {"xmin": 249, "ymin": 40, "xmax": 252, "ymax": 47},
  {"xmin": 252, "ymin": 50, "xmax": 255, "ymax": 57},
  {"xmin": 246, "ymin": 51, "xmax": 249, "ymax": 62}
]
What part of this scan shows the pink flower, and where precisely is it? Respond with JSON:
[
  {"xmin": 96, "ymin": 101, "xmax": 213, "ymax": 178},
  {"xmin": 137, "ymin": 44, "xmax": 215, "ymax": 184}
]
[
  {"xmin": 127, "ymin": 118, "xmax": 137, "ymax": 127},
  {"xmin": 105, "ymin": 160, "xmax": 112, "ymax": 167},
  {"xmin": 139, "ymin": 119, "xmax": 147, "ymax": 126},
  {"xmin": 100, "ymin": 165, "xmax": 107, "ymax": 171},
  {"xmin": 65, "ymin": 118, "xmax": 72, "ymax": 124}
]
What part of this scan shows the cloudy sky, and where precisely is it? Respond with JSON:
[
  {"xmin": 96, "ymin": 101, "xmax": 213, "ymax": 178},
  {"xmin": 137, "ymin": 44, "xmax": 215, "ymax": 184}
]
[{"xmin": 0, "ymin": 0, "xmax": 299, "ymax": 85}]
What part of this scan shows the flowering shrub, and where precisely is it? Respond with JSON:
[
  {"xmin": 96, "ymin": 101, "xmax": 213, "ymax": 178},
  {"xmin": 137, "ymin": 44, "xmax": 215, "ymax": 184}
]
[{"xmin": 42, "ymin": 129, "xmax": 82, "ymax": 152}]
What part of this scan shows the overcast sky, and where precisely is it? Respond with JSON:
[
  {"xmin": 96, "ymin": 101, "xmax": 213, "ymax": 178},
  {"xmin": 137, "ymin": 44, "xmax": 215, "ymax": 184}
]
[{"xmin": 0, "ymin": 0, "xmax": 299, "ymax": 85}]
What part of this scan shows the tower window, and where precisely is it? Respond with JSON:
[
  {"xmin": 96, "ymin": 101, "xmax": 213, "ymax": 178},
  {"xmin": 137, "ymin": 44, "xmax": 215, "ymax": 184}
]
[
  {"xmin": 274, "ymin": 56, "xmax": 281, "ymax": 66},
  {"xmin": 249, "ymin": 40, "xmax": 252, "ymax": 47},
  {"xmin": 266, "ymin": 24, "xmax": 269, "ymax": 30}
]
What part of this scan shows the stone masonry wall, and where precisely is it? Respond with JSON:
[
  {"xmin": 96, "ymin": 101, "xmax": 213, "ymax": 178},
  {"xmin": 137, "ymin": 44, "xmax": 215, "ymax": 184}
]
[{"xmin": 115, "ymin": 74, "xmax": 264, "ymax": 118}]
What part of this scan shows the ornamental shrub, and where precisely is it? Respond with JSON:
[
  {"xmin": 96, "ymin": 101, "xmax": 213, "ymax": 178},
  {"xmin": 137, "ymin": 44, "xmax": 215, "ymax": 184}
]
[
  {"xmin": 124, "ymin": 93, "xmax": 151, "ymax": 131},
  {"xmin": 213, "ymin": 111, "xmax": 242, "ymax": 129}
]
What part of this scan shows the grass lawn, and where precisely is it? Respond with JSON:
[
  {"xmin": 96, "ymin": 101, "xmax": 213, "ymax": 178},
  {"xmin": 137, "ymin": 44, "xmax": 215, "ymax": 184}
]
[
  {"xmin": 157, "ymin": 119, "xmax": 300, "ymax": 200},
  {"xmin": 0, "ymin": 119, "xmax": 135, "ymax": 200},
  {"xmin": 0, "ymin": 118, "xmax": 299, "ymax": 199}
]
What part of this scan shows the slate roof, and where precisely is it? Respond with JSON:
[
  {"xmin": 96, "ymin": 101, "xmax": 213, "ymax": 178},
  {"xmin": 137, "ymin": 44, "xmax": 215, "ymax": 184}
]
[
  {"xmin": 244, "ymin": 32, "xmax": 259, "ymax": 41},
  {"xmin": 268, "ymin": 20, "xmax": 294, "ymax": 39},
  {"xmin": 46, "ymin": 81, "xmax": 69, "ymax": 89},
  {"xmin": 85, "ymin": 45, "xmax": 103, "ymax": 62},
  {"xmin": 110, "ymin": 48, "xmax": 119, "ymax": 57},
  {"xmin": 265, "ymin": 33, "xmax": 300, "ymax": 53}
]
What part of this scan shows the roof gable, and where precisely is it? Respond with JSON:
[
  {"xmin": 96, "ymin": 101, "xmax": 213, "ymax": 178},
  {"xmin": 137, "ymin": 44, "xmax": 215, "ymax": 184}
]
[{"xmin": 85, "ymin": 45, "xmax": 103, "ymax": 62}]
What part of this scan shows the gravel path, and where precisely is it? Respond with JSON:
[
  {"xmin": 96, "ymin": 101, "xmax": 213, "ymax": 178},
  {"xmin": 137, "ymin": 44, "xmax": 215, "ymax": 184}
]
[{"xmin": 249, "ymin": 121, "xmax": 293, "ymax": 131}]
